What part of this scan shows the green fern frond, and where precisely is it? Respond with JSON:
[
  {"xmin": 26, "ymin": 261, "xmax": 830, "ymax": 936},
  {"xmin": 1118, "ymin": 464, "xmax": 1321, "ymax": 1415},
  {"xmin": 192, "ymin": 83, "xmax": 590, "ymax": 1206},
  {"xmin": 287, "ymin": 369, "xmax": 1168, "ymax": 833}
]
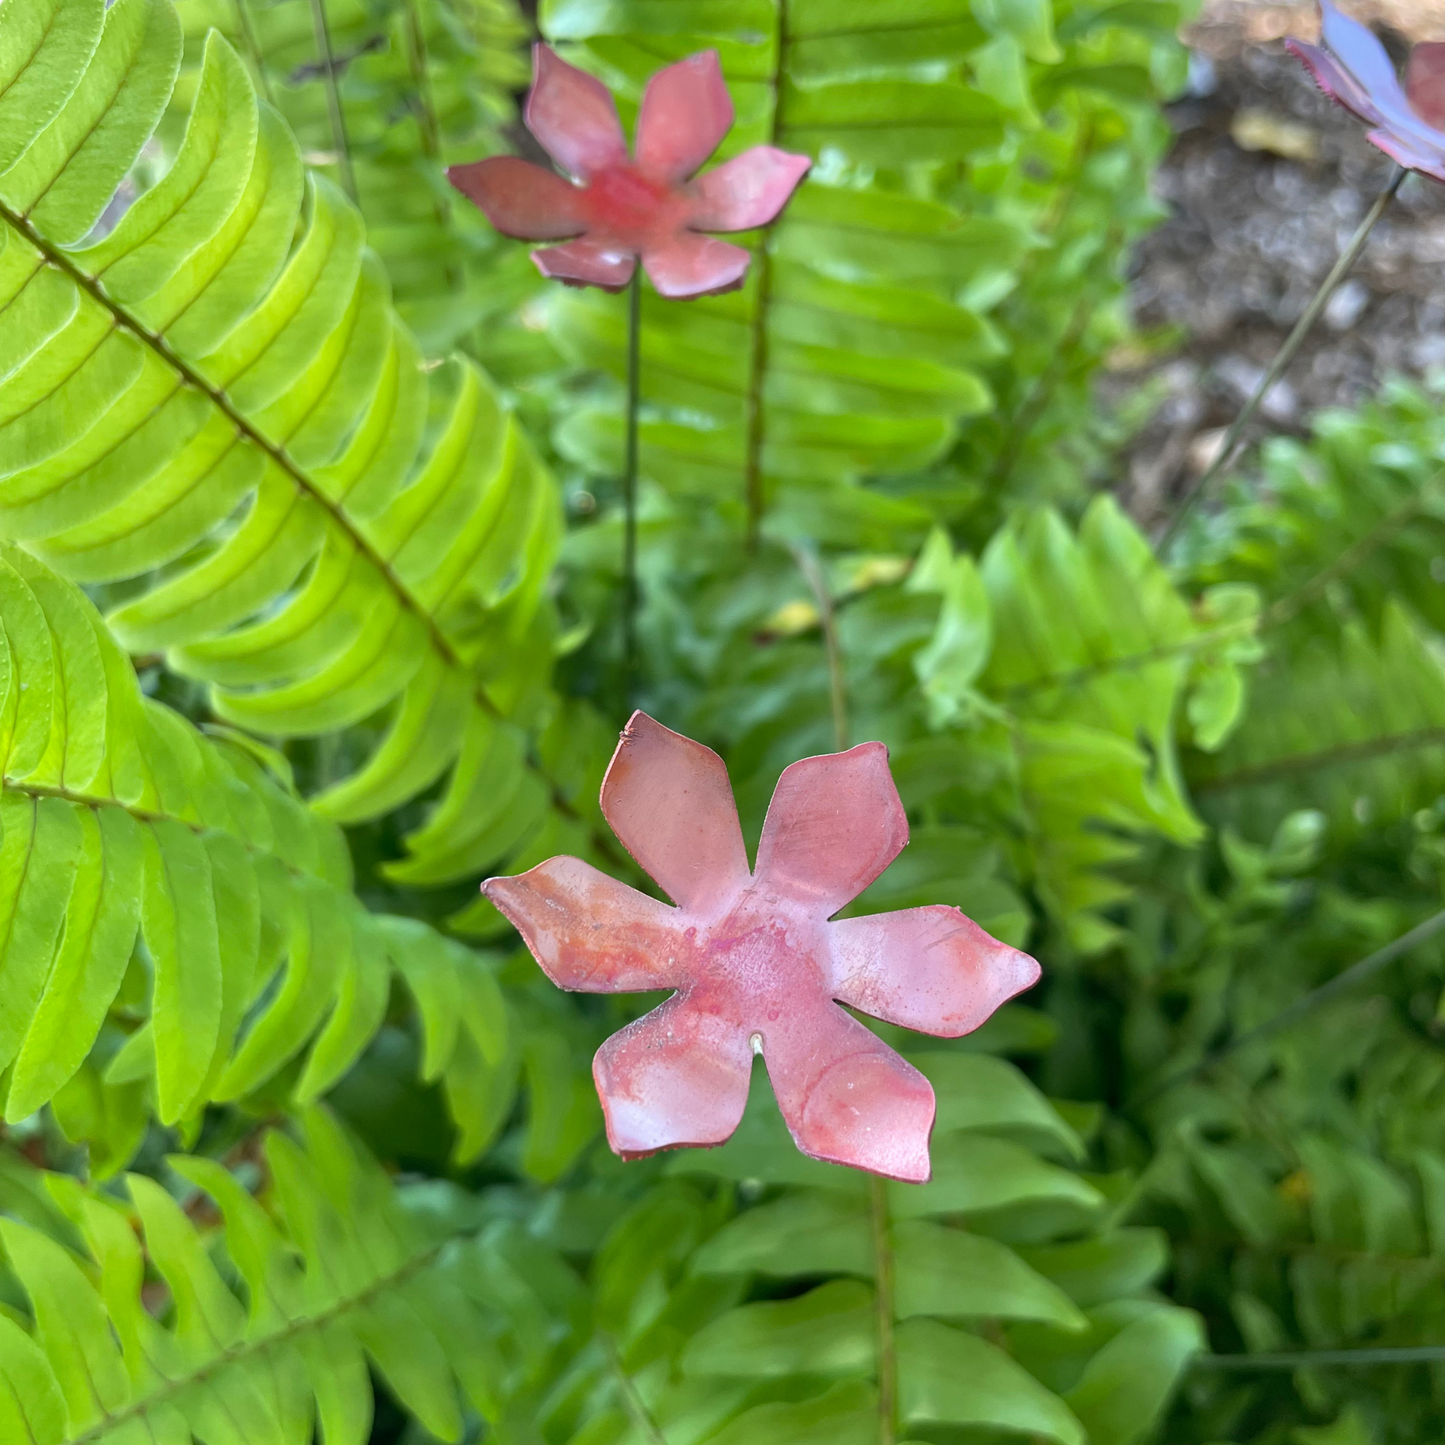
[
  {"xmin": 537, "ymin": 0, "xmax": 1032, "ymax": 546},
  {"xmin": 1191, "ymin": 603, "xmax": 1445, "ymax": 843},
  {"xmin": 914, "ymin": 495, "xmax": 1260, "ymax": 950},
  {"xmin": 528, "ymin": 1052, "xmax": 1202, "ymax": 1444},
  {"xmin": 0, "ymin": 1109, "xmax": 528, "ymax": 1444},
  {"xmin": 0, "ymin": 0, "xmax": 594, "ymax": 887},
  {"xmin": 0, "ymin": 543, "xmax": 510, "ymax": 1158},
  {"xmin": 172, "ymin": 0, "xmax": 539, "ymax": 362}
]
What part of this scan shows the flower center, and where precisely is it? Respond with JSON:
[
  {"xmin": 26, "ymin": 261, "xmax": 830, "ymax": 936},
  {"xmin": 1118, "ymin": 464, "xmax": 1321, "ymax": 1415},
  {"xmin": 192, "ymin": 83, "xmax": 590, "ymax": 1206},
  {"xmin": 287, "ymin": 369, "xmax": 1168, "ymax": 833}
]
[
  {"xmin": 682, "ymin": 889, "xmax": 832, "ymax": 1027},
  {"xmin": 584, "ymin": 164, "xmax": 686, "ymax": 248}
]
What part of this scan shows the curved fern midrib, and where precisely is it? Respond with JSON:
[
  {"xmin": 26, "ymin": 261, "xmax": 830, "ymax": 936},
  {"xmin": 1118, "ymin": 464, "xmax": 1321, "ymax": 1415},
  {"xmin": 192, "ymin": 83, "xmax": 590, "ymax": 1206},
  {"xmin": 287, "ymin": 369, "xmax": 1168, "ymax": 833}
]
[
  {"xmin": 1193, "ymin": 726, "xmax": 1445, "ymax": 794},
  {"xmin": 64, "ymin": 1227, "xmax": 452, "ymax": 1445},
  {"xmin": 996, "ymin": 617, "xmax": 1258, "ymax": 705},
  {"xmin": 0, "ymin": 198, "xmax": 593, "ymax": 833},
  {"xmin": 9, "ymin": 775, "xmax": 331, "ymax": 887}
]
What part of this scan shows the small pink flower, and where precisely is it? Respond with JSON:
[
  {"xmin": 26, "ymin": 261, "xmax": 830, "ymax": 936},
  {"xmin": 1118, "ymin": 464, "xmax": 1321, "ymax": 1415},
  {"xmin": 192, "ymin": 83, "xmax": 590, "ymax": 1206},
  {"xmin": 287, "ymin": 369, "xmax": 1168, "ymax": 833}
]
[
  {"xmin": 1288, "ymin": 1, "xmax": 1445, "ymax": 182},
  {"xmin": 483, "ymin": 714, "xmax": 1040, "ymax": 1183},
  {"xmin": 447, "ymin": 45, "xmax": 811, "ymax": 299}
]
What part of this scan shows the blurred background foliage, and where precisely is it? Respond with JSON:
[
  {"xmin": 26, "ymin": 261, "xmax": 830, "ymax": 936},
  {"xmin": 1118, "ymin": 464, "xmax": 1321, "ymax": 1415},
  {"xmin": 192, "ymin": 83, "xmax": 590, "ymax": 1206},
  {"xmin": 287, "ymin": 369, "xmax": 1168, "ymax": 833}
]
[{"xmin": 8, "ymin": 0, "xmax": 1445, "ymax": 1442}]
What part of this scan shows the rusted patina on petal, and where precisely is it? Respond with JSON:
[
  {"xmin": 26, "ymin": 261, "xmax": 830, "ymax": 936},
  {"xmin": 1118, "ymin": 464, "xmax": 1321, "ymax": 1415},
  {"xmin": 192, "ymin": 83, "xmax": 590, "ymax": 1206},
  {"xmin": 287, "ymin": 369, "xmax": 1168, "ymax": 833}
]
[
  {"xmin": 1287, "ymin": 2, "xmax": 1445, "ymax": 183},
  {"xmin": 483, "ymin": 712, "xmax": 1041, "ymax": 1182},
  {"xmin": 445, "ymin": 44, "xmax": 811, "ymax": 298}
]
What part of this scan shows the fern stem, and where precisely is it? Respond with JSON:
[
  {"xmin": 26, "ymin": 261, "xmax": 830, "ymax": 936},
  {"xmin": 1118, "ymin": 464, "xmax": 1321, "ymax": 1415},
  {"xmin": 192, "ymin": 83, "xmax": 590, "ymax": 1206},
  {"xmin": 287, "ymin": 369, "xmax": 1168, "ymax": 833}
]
[
  {"xmin": 869, "ymin": 1175, "xmax": 897, "ymax": 1445},
  {"xmin": 604, "ymin": 1334, "xmax": 669, "ymax": 1445},
  {"xmin": 622, "ymin": 267, "xmax": 642, "ymax": 696},
  {"xmin": 307, "ymin": 0, "xmax": 358, "ymax": 202},
  {"xmin": 1192, "ymin": 725, "xmax": 1445, "ymax": 794},
  {"xmin": 792, "ymin": 543, "xmax": 848, "ymax": 750},
  {"xmin": 401, "ymin": 0, "xmax": 442, "ymax": 161},
  {"xmin": 0, "ymin": 199, "xmax": 608, "ymax": 857},
  {"xmin": 66, "ymin": 1230, "xmax": 452, "ymax": 1445},
  {"xmin": 987, "ymin": 250, "xmax": 1109, "ymax": 492},
  {"xmin": 1262, "ymin": 463, "xmax": 1445, "ymax": 628},
  {"xmin": 232, "ymin": 0, "xmax": 275, "ymax": 105},
  {"xmin": 1196, "ymin": 1346, "xmax": 1445, "ymax": 1370},
  {"xmin": 1135, "ymin": 904, "xmax": 1445, "ymax": 1105},
  {"xmin": 1157, "ymin": 164, "xmax": 1406, "ymax": 552},
  {"xmin": 742, "ymin": 0, "xmax": 789, "ymax": 551}
]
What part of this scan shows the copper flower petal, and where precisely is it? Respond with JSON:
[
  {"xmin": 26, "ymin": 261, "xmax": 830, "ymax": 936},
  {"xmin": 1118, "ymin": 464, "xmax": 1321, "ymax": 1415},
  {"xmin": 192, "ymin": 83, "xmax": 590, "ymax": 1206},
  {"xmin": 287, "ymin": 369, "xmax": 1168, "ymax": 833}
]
[
  {"xmin": 830, "ymin": 905, "xmax": 1041, "ymax": 1035},
  {"xmin": 525, "ymin": 43, "xmax": 629, "ymax": 181},
  {"xmin": 754, "ymin": 742, "xmax": 909, "ymax": 916},
  {"xmin": 1286, "ymin": 38, "xmax": 1387, "ymax": 127},
  {"xmin": 601, "ymin": 711, "xmax": 751, "ymax": 915},
  {"xmin": 594, "ymin": 995, "xmax": 753, "ymax": 1156},
  {"xmin": 532, "ymin": 237, "xmax": 636, "ymax": 290},
  {"xmin": 635, "ymin": 50, "xmax": 734, "ymax": 183},
  {"xmin": 445, "ymin": 157, "xmax": 586, "ymax": 240},
  {"xmin": 690, "ymin": 146, "xmax": 813, "ymax": 232},
  {"xmin": 642, "ymin": 232, "xmax": 752, "ymax": 299},
  {"xmin": 762, "ymin": 1004, "xmax": 935, "ymax": 1182},
  {"xmin": 1408, "ymin": 43, "xmax": 1445, "ymax": 130},
  {"xmin": 1288, "ymin": 4, "xmax": 1445, "ymax": 179},
  {"xmin": 483, "ymin": 856, "xmax": 685, "ymax": 992}
]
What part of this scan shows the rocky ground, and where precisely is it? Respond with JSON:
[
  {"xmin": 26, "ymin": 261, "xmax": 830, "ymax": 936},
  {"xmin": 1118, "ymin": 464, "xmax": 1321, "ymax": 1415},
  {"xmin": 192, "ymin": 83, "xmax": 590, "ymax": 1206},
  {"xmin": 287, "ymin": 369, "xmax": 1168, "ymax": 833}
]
[{"xmin": 1114, "ymin": 0, "xmax": 1445, "ymax": 526}]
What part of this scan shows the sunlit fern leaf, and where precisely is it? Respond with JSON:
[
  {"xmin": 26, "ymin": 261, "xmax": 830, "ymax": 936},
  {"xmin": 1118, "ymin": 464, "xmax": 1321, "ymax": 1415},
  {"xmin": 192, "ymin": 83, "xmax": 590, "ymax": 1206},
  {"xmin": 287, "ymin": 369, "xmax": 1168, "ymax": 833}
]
[
  {"xmin": 0, "ymin": 544, "xmax": 510, "ymax": 1162},
  {"xmin": 536, "ymin": 0, "xmax": 1031, "ymax": 548},
  {"xmin": 172, "ymin": 0, "xmax": 536, "ymax": 361},
  {"xmin": 0, "ymin": 0, "xmax": 593, "ymax": 886},
  {"xmin": 0, "ymin": 1109, "xmax": 525, "ymax": 1445},
  {"xmin": 1190, "ymin": 602, "xmax": 1445, "ymax": 844}
]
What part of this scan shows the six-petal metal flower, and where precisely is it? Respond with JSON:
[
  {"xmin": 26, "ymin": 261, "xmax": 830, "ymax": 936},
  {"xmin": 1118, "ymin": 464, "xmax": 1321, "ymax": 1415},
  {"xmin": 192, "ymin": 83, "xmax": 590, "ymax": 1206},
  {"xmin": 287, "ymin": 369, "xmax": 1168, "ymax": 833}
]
[
  {"xmin": 482, "ymin": 713, "xmax": 1041, "ymax": 1183},
  {"xmin": 1288, "ymin": 1, "xmax": 1445, "ymax": 183},
  {"xmin": 446, "ymin": 45, "xmax": 811, "ymax": 298}
]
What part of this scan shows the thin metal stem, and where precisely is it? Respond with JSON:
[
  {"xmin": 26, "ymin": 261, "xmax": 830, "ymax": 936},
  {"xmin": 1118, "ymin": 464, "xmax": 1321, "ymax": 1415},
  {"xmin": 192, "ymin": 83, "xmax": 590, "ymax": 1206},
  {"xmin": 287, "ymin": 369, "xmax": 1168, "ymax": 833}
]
[
  {"xmin": 742, "ymin": 0, "xmax": 789, "ymax": 550},
  {"xmin": 233, "ymin": 0, "xmax": 275, "ymax": 104},
  {"xmin": 1196, "ymin": 1346, "xmax": 1445, "ymax": 1370},
  {"xmin": 792, "ymin": 544, "xmax": 848, "ymax": 750},
  {"xmin": 1136, "ymin": 905, "xmax": 1445, "ymax": 1105},
  {"xmin": 1157, "ymin": 165, "xmax": 1406, "ymax": 552},
  {"xmin": 307, "ymin": 0, "xmax": 358, "ymax": 202},
  {"xmin": 622, "ymin": 269, "xmax": 642, "ymax": 694},
  {"xmin": 869, "ymin": 1176, "xmax": 897, "ymax": 1445}
]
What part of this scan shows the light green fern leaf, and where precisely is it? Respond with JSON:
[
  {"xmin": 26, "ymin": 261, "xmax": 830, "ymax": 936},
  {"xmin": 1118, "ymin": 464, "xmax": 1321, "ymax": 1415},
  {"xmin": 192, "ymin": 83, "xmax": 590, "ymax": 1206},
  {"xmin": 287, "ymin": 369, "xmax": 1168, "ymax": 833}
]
[
  {"xmin": 0, "ymin": 543, "xmax": 510, "ymax": 1160},
  {"xmin": 0, "ymin": 1109, "xmax": 518, "ymax": 1444},
  {"xmin": 0, "ymin": 0, "xmax": 591, "ymax": 886},
  {"xmin": 172, "ymin": 0, "xmax": 537, "ymax": 362}
]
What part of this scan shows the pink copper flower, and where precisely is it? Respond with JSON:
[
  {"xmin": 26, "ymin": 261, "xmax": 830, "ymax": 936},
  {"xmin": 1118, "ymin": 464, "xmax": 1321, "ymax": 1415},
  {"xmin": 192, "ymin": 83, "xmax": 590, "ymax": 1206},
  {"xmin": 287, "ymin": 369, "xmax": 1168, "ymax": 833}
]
[
  {"xmin": 446, "ymin": 45, "xmax": 811, "ymax": 298},
  {"xmin": 1288, "ymin": 1, "xmax": 1445, "ymax": 182},
  {"xmin": 482, "ymin": 714, "xmax": 1040, "ymax": 1183}
]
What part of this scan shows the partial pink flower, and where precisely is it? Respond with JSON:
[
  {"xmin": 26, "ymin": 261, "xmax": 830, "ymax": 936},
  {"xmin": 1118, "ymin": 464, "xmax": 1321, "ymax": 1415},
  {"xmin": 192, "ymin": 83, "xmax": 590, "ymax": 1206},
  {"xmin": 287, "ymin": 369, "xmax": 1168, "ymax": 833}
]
[
  {"xmin": 446, "ymin": 46, "xmax": 811, "ymax": 299},
  {"xmin": 1288, "ymin": 1, "xmax": 1445, "ymax": 182},
  {"xmin": 482, "ymin": 713, "xmax": 1040, "ymax": 1183}
]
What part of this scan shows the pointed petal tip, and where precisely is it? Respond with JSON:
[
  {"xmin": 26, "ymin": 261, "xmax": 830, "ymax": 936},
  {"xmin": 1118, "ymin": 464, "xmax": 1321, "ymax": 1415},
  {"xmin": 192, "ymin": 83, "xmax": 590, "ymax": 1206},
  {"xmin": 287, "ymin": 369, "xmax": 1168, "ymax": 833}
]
[
  {"xmin": 525, "ymin": 43, "xmax": 628, "ymax": 181},
  {"xmin": 446, "ymin": 156, "xmax": 587, "ymax": 240},
  {"xmin": 690, "ymin": 145, "xmax": 812, "ymax": 232},
  {"xmin": 636, "ymin": 47, "xmax": 735, "ymax": 183},
  {"xmin": 602, "ymin": 709, "xmax": 751, "ymax": 914},
  {"xmin": 595, "ymin": 1002, "xmax": 752, "ymax": 1155},
  {"xmin": 756, "ymin": 740, "xmax": 908, "ymax": 913},
  {"xmin": 643, "ymin": 233, "xmax": 752, "ymax": 299},
  {"xmin": 532, "ymin": 239, "xmax": 636, "ymax": 291}
]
